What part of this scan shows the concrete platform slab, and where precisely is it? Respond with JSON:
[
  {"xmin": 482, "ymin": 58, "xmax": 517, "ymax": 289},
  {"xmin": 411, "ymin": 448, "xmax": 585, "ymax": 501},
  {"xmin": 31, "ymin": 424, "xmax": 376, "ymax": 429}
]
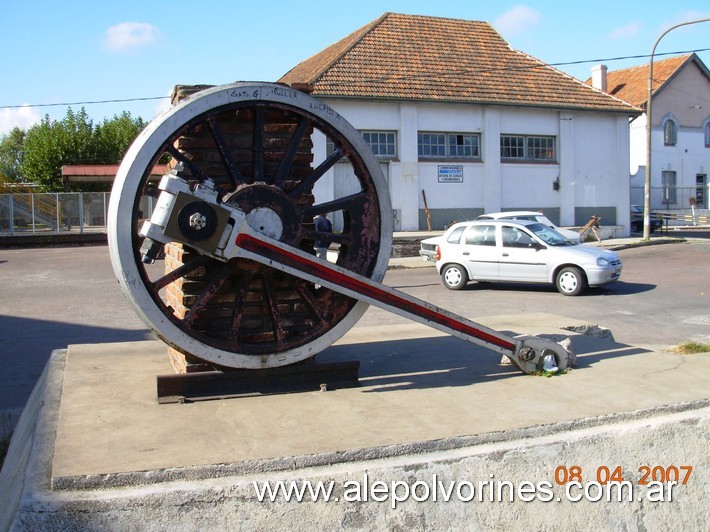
[
  {"xmin": 2, "ymin": 313, "xmax": 708, "ymax": 530},
  {"xmin": 55, "ymin": 320, "xmax": 708, "ymax": 484}
]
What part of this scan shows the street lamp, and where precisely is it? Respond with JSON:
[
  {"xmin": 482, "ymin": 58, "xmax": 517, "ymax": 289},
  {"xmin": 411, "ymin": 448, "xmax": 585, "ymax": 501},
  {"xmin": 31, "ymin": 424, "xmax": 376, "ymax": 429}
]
[{"xmin": 644, "ymin": 18, "xmax": 710, "ymax": 240}]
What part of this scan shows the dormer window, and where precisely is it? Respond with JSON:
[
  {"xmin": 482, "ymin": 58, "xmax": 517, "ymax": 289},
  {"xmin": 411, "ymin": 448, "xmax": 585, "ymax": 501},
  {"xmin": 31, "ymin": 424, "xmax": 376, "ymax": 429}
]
[{"xmin": 663, "ymin": 119, "xmax": 677, "ymax": 146}]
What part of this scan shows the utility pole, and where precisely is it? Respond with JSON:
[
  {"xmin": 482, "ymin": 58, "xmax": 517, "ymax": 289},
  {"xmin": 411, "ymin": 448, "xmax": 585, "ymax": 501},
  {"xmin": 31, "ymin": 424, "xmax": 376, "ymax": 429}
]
[{"xmin": 644, "ymin": 18, "xmax": 710, "ymax": 240}]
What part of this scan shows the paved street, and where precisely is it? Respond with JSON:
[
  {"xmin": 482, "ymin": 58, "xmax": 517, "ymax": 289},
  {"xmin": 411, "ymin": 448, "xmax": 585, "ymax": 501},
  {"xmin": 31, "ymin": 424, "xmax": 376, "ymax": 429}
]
[
  {"xmin": 1, "ymin": 238, "xmax": 709, "ymax": 413},
  {"xmin": 373, "ymin": 238, "xmax": 710, "ymax": 349}
]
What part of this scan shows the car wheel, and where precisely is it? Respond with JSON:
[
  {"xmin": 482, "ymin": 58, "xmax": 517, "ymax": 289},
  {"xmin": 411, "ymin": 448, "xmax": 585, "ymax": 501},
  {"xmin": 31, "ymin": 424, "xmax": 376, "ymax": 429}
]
[
  {"xmin": 556, "ymin": 267, "xmax": 586, "ymax": 296},
  {"xmin": 630, "ymin": 221, "xmax": 641, "ymax": 233},
  {"xmin": 441, "ymin": 264, "xmax": 468, "ymax": 290}
]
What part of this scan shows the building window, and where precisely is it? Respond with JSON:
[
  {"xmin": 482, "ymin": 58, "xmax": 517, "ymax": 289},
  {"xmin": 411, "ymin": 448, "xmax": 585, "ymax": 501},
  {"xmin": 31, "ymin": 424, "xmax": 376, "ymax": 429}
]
[
  {"xmin": 662, "ymin": 170, "xmax": 677, "ymax": 205},
  {"xmin": 418, "ymin": 132, "xmax": 481, "ymax": 159},
  {"xmin": 327, "ymin": 131, "xmax": 397, "ymax": 159},
  {"xmin": 696, "ymin": 174, "xmax": 706, "ymax": 208},
  {"xmin": 705, "ymin": 123, "xmax": 710, "ymax": 148},
  {"xmin": 361, "ymin": 131, "xmax": 396, "ymax": 158},
  {"xmin": 500, "ymin": 136, "xmax": 525, "ymax": 159},
  {"xmin": 501, "ymin": 135, "xmax": 556, "ymax": 162},
  {"xmin": 418, "ymin": 133, "xmax": 446, "ymax": 158},
  {"xmin": 663, "ymin": 120, "xmax": 677, "ymax": 146}
]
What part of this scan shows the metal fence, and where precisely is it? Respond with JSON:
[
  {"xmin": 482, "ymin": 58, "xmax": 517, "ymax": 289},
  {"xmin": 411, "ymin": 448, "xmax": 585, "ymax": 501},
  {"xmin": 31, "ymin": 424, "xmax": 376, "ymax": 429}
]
[
  {"xmin": 0, "ymin": 192, "xmax": 159, "ymax": 236},
  {"xmin": 631, "ymin": 185, "xmax": 709, "ymax": 211},
  {"xmin": 2, "ymin": 188, "xmax": 707, "ymax": 237},
  {"xmin": 0, "ymin": 192, "xmax": 111, "ymax": 235}
]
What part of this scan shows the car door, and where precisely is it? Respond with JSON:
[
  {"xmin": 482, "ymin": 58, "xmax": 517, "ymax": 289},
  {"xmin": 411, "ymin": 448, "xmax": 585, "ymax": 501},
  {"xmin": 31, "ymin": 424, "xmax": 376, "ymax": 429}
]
[
  {"xmin": 459, "ymin": 224, "xmax": 499, "ymax": 279},
  {"xmin": 498, "ymin": 224, "xmax": 548, "ymax": 281}
]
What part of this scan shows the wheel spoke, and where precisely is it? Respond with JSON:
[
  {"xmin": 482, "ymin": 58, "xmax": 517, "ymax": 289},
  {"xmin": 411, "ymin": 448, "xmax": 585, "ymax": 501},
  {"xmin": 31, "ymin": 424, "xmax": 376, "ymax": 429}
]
[
  {"xmin": 252, "ymin": 106, "xmax": 265, "ymax": 183},
  {"xmin": 288, "ymin": 147, "xmax": 345, "ymax": 198},
  {"xmin": 302, "ymin": 191, "xmax": 368, "ymax": 218},
  {"xmin": 151, "ymin": 254, "xmax": 212, "ymax": 291},
  {"xmin": 165, "ymin": 145, "xmax": 208, "ymax": 182},
  {"xmin": 184, "ymin": 263, "xmax": 233, "ymax": 328},
  {"xmin": 272, "ymin": 117, "xmax": 311, "ymax": 186},
  {"xmin": 206, "ymin": 115, "xmax": 243, "ymax": 190},
  {"xmin": 295, "ymin": 282, "xmax": 329, "ymax": 325},
  {"xmin": 261, "ymin": 271, "xmax": 286, "ymax": 344},
  {"xmin": 227, "ymin": 269, "xmax": 256, "ymax": 344}
]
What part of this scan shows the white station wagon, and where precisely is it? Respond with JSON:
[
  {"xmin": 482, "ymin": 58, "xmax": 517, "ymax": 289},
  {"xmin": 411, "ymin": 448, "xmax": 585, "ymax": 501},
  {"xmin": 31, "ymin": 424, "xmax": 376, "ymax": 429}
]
[{"xmin": 434, "ymin": 220, "xmax": 622, "ymax": 296}]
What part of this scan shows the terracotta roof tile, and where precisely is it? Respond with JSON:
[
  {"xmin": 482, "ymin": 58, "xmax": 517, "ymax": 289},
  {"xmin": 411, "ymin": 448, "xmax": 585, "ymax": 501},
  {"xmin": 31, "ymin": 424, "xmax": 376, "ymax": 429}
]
[
  {"xmin": 595, "ymin": 54, "xmax": 695, "ymax": 107},
  {"xmin": 279, "ymin": 13, "xmax": 639, "ymax": 114}
]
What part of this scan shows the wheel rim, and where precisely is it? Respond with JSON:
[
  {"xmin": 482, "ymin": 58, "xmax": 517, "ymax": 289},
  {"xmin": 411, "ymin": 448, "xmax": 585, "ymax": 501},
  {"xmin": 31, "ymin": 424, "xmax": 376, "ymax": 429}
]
[
  {"xmin": 444, "ymin": 267, "xmax": 462, "ymax": 287},
  {"xmin": 558, "ymin": 271, "xmax": 578, "ymax": 293},
  {"xmin": 108, "ymin": 83, "xmax": 392, "ymax": 368}
]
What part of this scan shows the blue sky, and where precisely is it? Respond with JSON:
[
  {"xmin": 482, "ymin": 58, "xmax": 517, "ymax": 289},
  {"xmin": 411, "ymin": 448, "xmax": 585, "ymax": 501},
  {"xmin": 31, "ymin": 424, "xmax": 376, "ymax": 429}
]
[{"xmin": 2, "ymin": 1, "xmax": 709, "ymax": 135}]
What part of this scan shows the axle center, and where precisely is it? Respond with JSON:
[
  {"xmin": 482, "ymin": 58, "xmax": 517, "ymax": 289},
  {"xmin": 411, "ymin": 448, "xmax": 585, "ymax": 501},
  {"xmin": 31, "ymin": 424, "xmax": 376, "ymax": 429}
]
[{"xmin": 246, "ymin": 207, "xmax": 283, "ymax": 240}]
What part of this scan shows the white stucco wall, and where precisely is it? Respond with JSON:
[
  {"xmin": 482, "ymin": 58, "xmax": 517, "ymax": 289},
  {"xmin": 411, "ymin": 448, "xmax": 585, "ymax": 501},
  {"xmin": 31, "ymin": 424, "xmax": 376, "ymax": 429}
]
[
  {"xmin": 628, "ymin": 61, "xmax": 710, "ymax": 210},
  {"xmin": 314, "ymin": 98, "xmax": 633, "ymax": 230}
]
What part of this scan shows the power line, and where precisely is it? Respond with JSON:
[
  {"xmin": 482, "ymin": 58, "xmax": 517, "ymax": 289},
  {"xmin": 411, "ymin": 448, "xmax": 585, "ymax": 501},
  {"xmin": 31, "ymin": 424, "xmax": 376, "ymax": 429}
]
[
  {"xmin": 0, "ymin": 96, "xmax": 168, "ymax": 111},
  {"xmin": 2, "ymin": 47, "xmax": 709, "ymax": 111},
  {"xmin": 549, "ymin": 47, "xmax": 710, "ymax": 68}
]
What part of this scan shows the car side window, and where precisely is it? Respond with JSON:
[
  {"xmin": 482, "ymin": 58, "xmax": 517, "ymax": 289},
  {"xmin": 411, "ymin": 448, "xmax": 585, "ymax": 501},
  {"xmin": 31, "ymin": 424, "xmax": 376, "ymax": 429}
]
[
  {"xmin": 446, "ymin": 226, "xmax": 465, "ymax": 244},
  {"xmin": 464, "ymin": 225, "xmax": 496, "ymax": 246},
  {"xmin": 502, "ymin": 226, "xmax": 536, "ymax": 248}
]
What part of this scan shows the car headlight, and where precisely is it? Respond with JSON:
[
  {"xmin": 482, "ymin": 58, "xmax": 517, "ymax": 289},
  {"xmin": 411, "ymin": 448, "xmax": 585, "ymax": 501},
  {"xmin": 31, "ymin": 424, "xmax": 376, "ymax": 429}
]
[{"xmin": 596, "ymin": 257, "xmax": 610, "ymax": 267}]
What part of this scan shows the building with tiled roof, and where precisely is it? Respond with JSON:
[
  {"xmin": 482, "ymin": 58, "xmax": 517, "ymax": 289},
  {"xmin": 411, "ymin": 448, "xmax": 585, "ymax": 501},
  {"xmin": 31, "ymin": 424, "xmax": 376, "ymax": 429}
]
[
  {"xmin": 280, "ymin": 12, "xmax": 642, "ymax": 231},
  {"xmin": 281, "ymin": 13, "xmax": 636, "ymax": 114},
  {"xmin": 589, "ymin": 54, "xmax": 710, "ymax": 211}
]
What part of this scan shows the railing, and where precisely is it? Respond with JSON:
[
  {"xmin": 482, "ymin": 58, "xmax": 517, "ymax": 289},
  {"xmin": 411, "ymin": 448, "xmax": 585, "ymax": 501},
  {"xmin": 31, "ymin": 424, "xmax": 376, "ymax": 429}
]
[
  {"xmin": 0, "ymin": 192, "xmax": 156, "ymax": 236},
  {"xmin": 1, "ymin": 188, "xmax": 707, "ymax": 237},
  {"xmin": 631, "ymin": 185, "xmax": 709, "ymax": 212}
]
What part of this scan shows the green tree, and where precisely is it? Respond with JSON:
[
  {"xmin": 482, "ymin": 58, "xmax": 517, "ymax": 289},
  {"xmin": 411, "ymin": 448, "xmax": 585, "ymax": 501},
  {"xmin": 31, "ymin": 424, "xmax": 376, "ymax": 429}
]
[
  {"xmin": 94, "ymin": 111, "xmax": 147, "ymax": 163},
  {"xmin": 21, "ymin": 108, "xmax": 94, "ymax": 191},
  {"xmin": 20, "ymin": 115, "xmax": 64, "ymax": 191},
  {"xmin": 20, "ymin": 107, "xmax": 147, "ymax": 192},
  {"xmin": 0, "ymin": 127, "xmax": 26, "ymax": 182}
]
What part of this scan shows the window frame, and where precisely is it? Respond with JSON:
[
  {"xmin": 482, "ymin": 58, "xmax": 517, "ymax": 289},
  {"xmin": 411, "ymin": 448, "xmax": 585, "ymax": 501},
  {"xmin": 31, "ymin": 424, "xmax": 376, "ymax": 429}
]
[
  {"xmin": 418, "ymin": 131, "xmax": 481, "ymax": 160},
  {"xmin": 500, "ymin": 134, "xmax": 557, "ymax": 162},
  {"xmin": 663, "ymin": 119, "xmax": 677, "ymax": 146},
  {"xmin": 360, "ymin": 130, "xmax": 397, "ymax": 159},
  {"xmin": 661, "ymin": 170, "xmax": 677, "ymax": 204},
  {"xmin": 326, "ymin": 130, "xmax": 397, "ymax": 160}
]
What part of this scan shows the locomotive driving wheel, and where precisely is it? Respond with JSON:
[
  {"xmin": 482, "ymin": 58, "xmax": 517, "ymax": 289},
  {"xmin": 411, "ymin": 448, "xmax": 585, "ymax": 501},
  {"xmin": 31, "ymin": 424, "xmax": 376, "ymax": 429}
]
[{"xmin": 108, "ymin": 83, "xmax": 392, "ymax": 369}]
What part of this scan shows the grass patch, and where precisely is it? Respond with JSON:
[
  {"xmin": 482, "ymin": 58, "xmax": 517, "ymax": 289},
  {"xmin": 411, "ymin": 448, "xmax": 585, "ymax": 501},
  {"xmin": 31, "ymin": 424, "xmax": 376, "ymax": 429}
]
[
  {"xmin": 531, "ymin": 369, "xmax": 568, "ymax": 378},
  {"xmin": 670, "ymin": 341, "xmax": 710, "ymax": 354}
]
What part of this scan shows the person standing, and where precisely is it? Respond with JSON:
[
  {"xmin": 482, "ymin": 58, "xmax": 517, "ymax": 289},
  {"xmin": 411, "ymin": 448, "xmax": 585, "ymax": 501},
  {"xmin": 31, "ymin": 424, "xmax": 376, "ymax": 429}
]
[{"xmin": 313, "ymin": 214, "xmax": 332, "ymax": 260}]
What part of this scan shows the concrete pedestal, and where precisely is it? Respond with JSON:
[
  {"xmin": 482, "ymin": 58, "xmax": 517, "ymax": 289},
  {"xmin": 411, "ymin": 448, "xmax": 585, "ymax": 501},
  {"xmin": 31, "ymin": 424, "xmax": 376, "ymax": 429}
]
[{"xmin": 1, "ymin": 315, "xmax": 708, "ymax": 530}]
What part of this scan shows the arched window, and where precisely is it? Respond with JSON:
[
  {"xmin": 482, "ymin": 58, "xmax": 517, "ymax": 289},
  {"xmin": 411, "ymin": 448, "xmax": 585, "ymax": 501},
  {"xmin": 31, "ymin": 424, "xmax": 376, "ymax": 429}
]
[{"xmin": 663, "ymin": 119, "xmax": 677, "ymax": 146}]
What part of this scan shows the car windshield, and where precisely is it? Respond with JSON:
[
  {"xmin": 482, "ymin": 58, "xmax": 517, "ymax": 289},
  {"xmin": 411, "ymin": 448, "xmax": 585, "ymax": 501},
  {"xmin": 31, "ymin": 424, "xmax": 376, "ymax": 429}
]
[{"xmin": 527, "ymin": 223, "xmax": 576, "ymax": 246}]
